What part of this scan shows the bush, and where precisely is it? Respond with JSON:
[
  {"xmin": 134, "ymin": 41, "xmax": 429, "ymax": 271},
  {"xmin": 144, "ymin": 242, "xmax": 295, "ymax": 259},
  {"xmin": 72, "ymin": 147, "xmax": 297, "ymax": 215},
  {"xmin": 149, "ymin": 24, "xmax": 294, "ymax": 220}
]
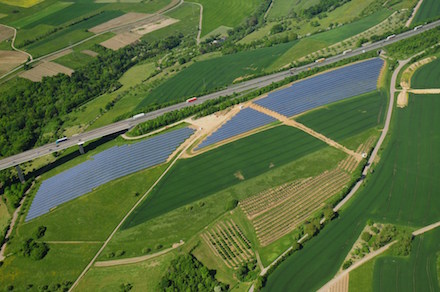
[
  {"xmin": 115, "ymin": 250, "xmax": 125, "ymax": 257},
  {"xmin": 155, "ymin": 244, "xmax": 163, "ymax": 250},
  {"xmin": 225, "ymin": 199, "xmax": 239, "ymax": 211},
  {"xmin": 142, "ymin": 247, "xmax": 151, "ymax": 254},
  {"xmin": 106, "ymin": 252, "xmax": 115, "ymax": 258},
  {"xmin": 342, "ymin": 259, "xmax": 353, "ymax": 270},
  {"xmin": 304, "ymin": 222, "xmax": 319, "ymax": 237},
  {"xmin": 35, "ymin": 226, "xmax": 47, "ymax": 239},
  {"xmin": 120, "ymin": 283, "xmax": 133, "ymax": 292},
  {"xmin": 20, "ymin": 238, "xmax": 49, "ymax": 261},
  {"xmin": 361, "ymin": 232, "xmax": 372, "ymax": 242},
  {"xmin": 371, "ymin": 226, "xmax": 379, "ymax": 234}
]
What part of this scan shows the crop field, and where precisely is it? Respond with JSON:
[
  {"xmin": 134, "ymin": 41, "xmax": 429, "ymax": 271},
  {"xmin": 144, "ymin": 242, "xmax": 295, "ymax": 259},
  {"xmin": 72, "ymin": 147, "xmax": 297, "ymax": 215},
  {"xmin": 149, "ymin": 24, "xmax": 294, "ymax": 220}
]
[
  {"xmin": 413, "ymin": 0, "xmax": 440, "ymax": 23},
  {"xmin": 122, "ymin": 125, "xmax": 329, "ymax": 229},
  {"xmin": 295, "ymin": 91, "xmax": 386, "ymax": 149},
  {"xmin": 373, "ymin": 228, "xmax": 440, "ymax": 291},
  {"xmin": 9, "ymin": 1, "xmax": 72, "ymax": 28},
  {"xmin": 192, "ymin": 0, "xmax": 260, "ymax": 36},
  {"xmin": 411, "ymin": 58, "xmax": 440, "ymax": 89},
  {"xmin": 267, "ymin": 0, "xmax": 319, "ymax": 20},
  {"xmin": 53, "ymin": 51, "xmax": 95, "ymax": 70},
  {"xmin": 241, "ymin": 168, "xmax": 350, "ymax": 246},
  {"xmin": 0, "ymin": 0, "xmax": 42, "ymax": 8},
  {"xmin": 202, "ymin": 219, "xmax": 254, "ymax": 268},
  {"xmin": 338, "ymin": 136, "xmax": 376, "ymax": 173},
  {"xmin": 136, "ymin": 40, "xmax": 296, "ymax": 108},
  {"xmin": 263, "ymin": 94, "xmax": 440, "ymax": 291},
  {"xmin": 23, "ymin": 10, "xmax": 124, "ymax": 57}
]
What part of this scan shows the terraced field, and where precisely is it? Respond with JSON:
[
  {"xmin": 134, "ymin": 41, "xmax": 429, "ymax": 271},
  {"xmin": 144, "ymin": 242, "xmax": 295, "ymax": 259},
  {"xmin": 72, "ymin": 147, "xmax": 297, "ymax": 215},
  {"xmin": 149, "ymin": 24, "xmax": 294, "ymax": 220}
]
[
  {"xmin": 202, "ymin": 219, "xmax": 254, "ymax": 268},
  {"xmin": 263, "ymin": 94, "xmax": 440, "ymax": 291},
  {"xmin": 413, "ymin": 0, "xmax": 440, "ymax": 23},
  {"xmin": 241, "ymin": 168, "xmax": 351, "ymax": 246},
  {"xmin": 122, "ymin": 125, "xmax": 328, "ymax": 229},
  {"xmin": 411, "ymin": 58, "xmax": 440, "ymax": 89}
]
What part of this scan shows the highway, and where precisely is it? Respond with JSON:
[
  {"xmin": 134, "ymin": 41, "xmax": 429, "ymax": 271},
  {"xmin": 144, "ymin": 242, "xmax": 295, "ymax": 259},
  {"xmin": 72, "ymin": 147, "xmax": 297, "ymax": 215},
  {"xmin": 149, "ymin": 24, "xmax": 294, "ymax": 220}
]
[{"xmin": 0, "ymin": 19, "xmax": 439, "ymax": 171}]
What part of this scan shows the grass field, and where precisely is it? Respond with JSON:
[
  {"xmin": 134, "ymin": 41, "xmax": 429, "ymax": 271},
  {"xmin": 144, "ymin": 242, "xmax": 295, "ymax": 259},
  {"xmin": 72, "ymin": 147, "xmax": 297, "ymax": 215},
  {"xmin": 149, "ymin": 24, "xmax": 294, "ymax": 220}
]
[
  {"xmin": 23, "ymin": 10, "xmax": 124, "ymax": 57},
  {"xmin": 295, "ymin": 90, "xmax": 387, "ymax": 149},
  {"xmin": 103, "ymin": 145, "xmax": 344, "ymax": 259},
  {"xmin": 413, "ymin": 0, "xmax": 440, "ymax": 23},
  {"xmin": 0, "ymin": 0, "xmax": 42, "ymax": 8},
  {"xmin": 192, "ymin": 0, "xmax": 261, "ymax": 36},
  {"xmin": 411, "ymin": 57, "xmax": 440, "ymax": 89},
  {"xmin": 10, "ymin": 1, "xmax": 73, "ymax": 28},
  {"xmin": 373, "ymin": 228, "xmax": 440, "ymax": 291},
  {"xmin": 77, "ymin": 251, "xmax": 176, "ymax": 291},
  {"xmin": 136, "ymin": 40, "xmax": 296, "ymax": 109},
  {"xmin": 267, "ymin": 0, "xmax": 319, "ymax": 20},
  {"xmin": 53, "ymin": 51, "xmax": 95, "ymax": 70},
  {"xmin": 0, "ymin": 243, "xmax": 100, "ymax": 291},
  {"xmin": 122, "ymin": 125, "xmax": 329, "ymax": 229},
  {"xmin": 263, "ymin": 94, "xmax": 440, "ymax": 291},
  {"xmin": 0, "ymin": 200, "xmax": 10, "ymax": 231}
]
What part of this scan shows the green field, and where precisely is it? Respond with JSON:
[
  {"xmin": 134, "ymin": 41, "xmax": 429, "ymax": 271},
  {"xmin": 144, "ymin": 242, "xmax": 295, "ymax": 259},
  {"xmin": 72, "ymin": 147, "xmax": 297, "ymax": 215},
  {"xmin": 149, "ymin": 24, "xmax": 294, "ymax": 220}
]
[
  {"xmin": 102, "ymin": 146, "xmax": 344, "ymax": 259},
  {"xmin": 413, "ymin": 0, "xmax": 440, "ymax": 23},
  {"xmin": 263, "ymin": 94, "xmax": 440, "ymax": 291},
  {"xmin": 0, "ymin": 243, "xmax": 100, "ymax": 291},
  {"xmin": 192, "ymin": 0, "xmax": 261, "ymax": 36},
  {"xmin": 373, "ymin": 228, "xmax": 440, "ymax": 291},
  {"xmin": 53, "ymin": 51, "xmax": 95, "ymax": 70},
  {"xmin": 23, "ymin": 10, "xmax": 123, "ymax": 57},
  {"xmin": 9, "ymin": 1, "xmax": 73, "ymax": 28},
  {"xmin": 136, "ymin": 40, "xmax": 296, "ymax": 109},
  {"xmin": 122, "ymin": 125, "xmax": 328, "ymax": 228},
  {"xmin": 267, "ymin": 0, "xmax": 319, "ymax": 20},
  {"xmin": 411, "ymin": 58, "xmax": 440, "ymax": 89},
  {"xmin": 296, "ymin": 90, "xmax": 387, "ymax": 149}
]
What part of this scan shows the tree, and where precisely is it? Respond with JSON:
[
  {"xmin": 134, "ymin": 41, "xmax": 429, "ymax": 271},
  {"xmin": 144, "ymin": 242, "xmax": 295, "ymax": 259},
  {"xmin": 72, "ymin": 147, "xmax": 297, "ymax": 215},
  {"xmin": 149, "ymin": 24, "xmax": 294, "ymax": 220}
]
[
  {"xmin": 361, "ymin": 232, "xmax": 372, "ymax": 242},
  {"xmin": 35, "ymin": 226, "xmax": 47, "ymax": 239}
]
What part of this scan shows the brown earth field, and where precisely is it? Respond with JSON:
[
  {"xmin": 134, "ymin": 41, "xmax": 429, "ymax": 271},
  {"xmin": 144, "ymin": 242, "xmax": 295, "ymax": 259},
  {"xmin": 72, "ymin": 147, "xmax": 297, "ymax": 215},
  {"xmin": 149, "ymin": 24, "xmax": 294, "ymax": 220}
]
[
  {"xmin": 89, "ymin": 12, "xmax": 151, "ymax": 34},
  {"xmin": 20, "ymin": 61, "xmax": 74, "ymax": 82},
  {"xmin": 0, "ymin": 50, "xmax": 27, "ymax": 75},
  {"xmin": 100, "ymin": 32, "xmax": 141, "ymax": 50},
  {"xmin": 0, "ymin": 25, "xmax": 14, "ymax": 42}
]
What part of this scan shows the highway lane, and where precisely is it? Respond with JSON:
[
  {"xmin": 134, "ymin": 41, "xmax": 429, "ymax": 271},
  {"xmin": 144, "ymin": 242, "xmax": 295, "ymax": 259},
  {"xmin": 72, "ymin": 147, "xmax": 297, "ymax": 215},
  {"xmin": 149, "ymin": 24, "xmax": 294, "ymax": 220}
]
[{"xmin": 1, "ymin": 20, "xmax": 439, "ymax": 171}]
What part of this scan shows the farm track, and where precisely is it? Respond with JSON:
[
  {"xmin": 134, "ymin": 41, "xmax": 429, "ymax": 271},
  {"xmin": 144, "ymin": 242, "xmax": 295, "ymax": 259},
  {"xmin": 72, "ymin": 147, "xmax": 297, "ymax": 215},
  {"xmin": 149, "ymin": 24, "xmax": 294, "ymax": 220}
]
[
  {"xmin": 202, "ymin": 219, "xmax": 254, "ymax": 268},
  {"xmin": 249, "ymin": 103, "xmax": 362, "ymax": 160},
  {"xmin": 338, "ymin": 136, "xmax": 376, "ymax": 173},
  {"xmin": 0, "ymin": 24, "xmax": 33, "ymax": 61}
]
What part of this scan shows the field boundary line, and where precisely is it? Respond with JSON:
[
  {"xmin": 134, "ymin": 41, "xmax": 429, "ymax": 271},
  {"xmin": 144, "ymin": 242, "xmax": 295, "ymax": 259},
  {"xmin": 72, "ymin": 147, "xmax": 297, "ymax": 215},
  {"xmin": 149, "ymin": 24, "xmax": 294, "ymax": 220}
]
[
  {"xmin": 68, "ymin": 129, "xmax": 201, "ymax": 291},
  {"xmin": 317, "ymin": 241, "xmax": 397, "ymax": 292},
  {"xmin": 0, "ymin": 24, "xmax": 33, "ymax": 61}
]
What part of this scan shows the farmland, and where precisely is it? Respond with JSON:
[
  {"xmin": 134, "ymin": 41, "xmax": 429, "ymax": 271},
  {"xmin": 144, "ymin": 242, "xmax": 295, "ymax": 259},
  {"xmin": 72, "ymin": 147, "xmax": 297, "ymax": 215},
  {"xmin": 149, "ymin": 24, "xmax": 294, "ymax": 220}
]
[
  {"xmin": 263, "ymin": 94, "xmax": 440, "ymax": 291},
  {"xmin": 413, "ymin": 0, "xmax": 440, "ymax": 23},
  {"xmin": 373, "ymin": 228, "xmax": 440, "ymax": 291},
  {"xmin": 191, "ymin": 0, "xmax": 261, "ymax": 36},
  {"xmin": 295, "ymin": 90, "xmax": 387, "ymax": 149},
  {"xmin": 122, "ymin": 125, "xmax": 328, "ymax": 229},
  {"xmin": 411, "ymin": 57, "xmax": 440, "ymax": 89},
  {"xmin": 266, "ymin": 0, "xmax": 319, "ymax": 20},
  {"xmin": 136, "ymin": 40, "xmax": 296, "ymax": 108}
]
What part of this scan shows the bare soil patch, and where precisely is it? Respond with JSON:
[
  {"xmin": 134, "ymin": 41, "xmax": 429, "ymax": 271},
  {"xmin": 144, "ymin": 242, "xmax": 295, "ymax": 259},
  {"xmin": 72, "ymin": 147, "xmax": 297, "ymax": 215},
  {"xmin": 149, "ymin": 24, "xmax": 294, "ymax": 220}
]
[
  {"xmin": 20, "ymin": 62, "xmax": 74, "ymax": 82},
  {"xmin": 89, "ymin": 12, "xmax": 151, "ymax": 34},
  {"xmin": 408, "ymin": 88, "xmax": 440, "ymax": 94},
  {"xmin": 0, "ymin": 50, "xmax": 27, "ymax": 74},
  {"xmin": 81, "ymin": 50, "xmax": 99, "ymax": 57},
  {"xmin": 131, "ymin": 17, "xmax": 179, "ymax": 35},
  {"xmin": 234, "ymin": 171, "xmax": 245, "ymax": 181},
  {"xmin": 100, "ymin": 32, "xmax": 141, "ymax": 50},
  {"xmin": 397, "ymin": 90, "xmax": 409, "ymax": 108},
  {"xmin": 0, "ymin": 25, "xmax": 13, "ymax": 42}
]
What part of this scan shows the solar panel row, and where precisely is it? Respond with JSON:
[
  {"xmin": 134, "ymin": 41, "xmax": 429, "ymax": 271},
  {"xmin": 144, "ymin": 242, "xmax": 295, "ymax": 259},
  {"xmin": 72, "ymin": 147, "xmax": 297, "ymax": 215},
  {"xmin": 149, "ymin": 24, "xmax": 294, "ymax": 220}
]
[
  {"xmin": 195, "ymin": 108, "xmax": 276, "ymax": 150},
  {"xmin": 255, "ymin": 58, "xmax": 384, "ymax": 117},
  {"xmin": 26, "ymin": 127, "xmax": 194, "ymax": 221}
]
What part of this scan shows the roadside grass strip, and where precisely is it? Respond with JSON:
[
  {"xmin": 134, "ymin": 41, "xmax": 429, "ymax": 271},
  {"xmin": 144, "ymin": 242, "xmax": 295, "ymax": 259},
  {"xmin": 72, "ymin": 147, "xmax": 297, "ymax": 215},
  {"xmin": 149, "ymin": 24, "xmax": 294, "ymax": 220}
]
[
  {"xmin": 26, "ymin": 127, "xmax": 194, "ymax": 221},
  {"xmin": 201, "ymin": 219, "xmax": 254, "ymax": 269},
  {"xmin": 195, "ymin": 108, "xmax": 276, "ymax": 150},
  {"xmin": 241, "ymin": 168, "xmax": 350, "ymax": 246},
  {"xmin": 255, "ymin": 58, "xmax": 384, "ymax": 117}
]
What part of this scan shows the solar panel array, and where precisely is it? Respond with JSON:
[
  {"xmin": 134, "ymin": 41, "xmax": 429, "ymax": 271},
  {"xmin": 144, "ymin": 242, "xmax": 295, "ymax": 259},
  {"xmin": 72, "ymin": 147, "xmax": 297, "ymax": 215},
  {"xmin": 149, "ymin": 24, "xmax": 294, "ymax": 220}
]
[
  {"xmin": 196, "ymin": 108, "xmax": 276, "ymax": 150},
  {"xmin": 26, "ymin": 127, "xmax": 194, "ymax": 221},
  {"xmin": 255, "ymin": 58, "xmax": 384, "ymax": 117}
]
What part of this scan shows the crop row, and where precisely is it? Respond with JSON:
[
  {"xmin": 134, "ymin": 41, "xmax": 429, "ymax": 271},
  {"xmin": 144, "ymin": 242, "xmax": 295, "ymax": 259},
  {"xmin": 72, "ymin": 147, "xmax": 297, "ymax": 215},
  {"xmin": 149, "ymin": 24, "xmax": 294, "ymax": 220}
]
[
  {"xmin": 244, "ymin": 169, "xmax": 350, "ymax": 246},
  {"xmin": 339, "ymin": 136, "xmax": 376, "ymax": 173},
  {"xmin": 239, "ymin": 177, "xmax": 313, "ymax": 219},
  {"xmin": 202, "ymin": 220, "xmax": 254, "ymax": 268}
]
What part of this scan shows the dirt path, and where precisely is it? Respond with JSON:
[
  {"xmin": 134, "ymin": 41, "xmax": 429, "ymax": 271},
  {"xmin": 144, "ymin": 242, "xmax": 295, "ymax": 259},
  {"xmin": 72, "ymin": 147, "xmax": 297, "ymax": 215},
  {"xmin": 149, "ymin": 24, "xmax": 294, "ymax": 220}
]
[
  {"xmin": 406, "ymin": 0, "xmax": 424, "ymax": 27},
  {"xmin": 121, "ymin": 121, "xmax": 184, "ymax": 140},
  {"xmin": 264, "ymin": 0, "xmax": 274, "ymax": 19},
  {"xmin": 0, "ymin": 24, "xmax": 33, "ymax": 62},
  {"xmin": 318, "ymin": 241, "xmax": 397, "ymax": 292},
  {"xmin": 408, "ymin": 88, "xmax": 440, "ymax": 94},
  {"xmin": 186, "ymin": 2, "xmax": 203, "ymax": 44},
  {"xmin": 334, "ymin": 57, "xmax": 411, "ymax": 211},
  {"xmin": 412, "ymin": 221, "xmax": 440, "ymax": 236},
  {"xmin": 94, "ymin": 241, "xmax": 184, "ymax": 267},
  {"xmin": 0, "ymin": 181, "xmax": 35, "ymax": 261},
  {"xmin": 69, "ymin": 129, "xmax": 201, "ymax": 291},
  {"xmin": 249, "ymin": 103, "xmax": 361, "ymax": 160},
  {"xmin": 43, "ymin": 241, "xmax": 103, "ymax": 244}
]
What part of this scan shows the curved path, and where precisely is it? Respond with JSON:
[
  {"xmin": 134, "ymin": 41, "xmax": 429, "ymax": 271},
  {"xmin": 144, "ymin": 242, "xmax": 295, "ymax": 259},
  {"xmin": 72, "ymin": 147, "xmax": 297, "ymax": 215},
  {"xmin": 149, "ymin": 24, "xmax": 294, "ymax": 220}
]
[{"xmin": 0, "ymin": 24, "xmax": 33, "ymax": 61}]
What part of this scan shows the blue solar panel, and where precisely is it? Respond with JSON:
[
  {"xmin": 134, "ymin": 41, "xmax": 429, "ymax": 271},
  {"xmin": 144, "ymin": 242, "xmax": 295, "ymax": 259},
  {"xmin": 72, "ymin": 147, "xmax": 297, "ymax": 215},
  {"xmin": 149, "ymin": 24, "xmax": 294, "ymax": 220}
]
[
  {"xmin": 196, "ymin": 108, "xmax": 276, "ymax": 150},
  {"xmin": 255, "ymin": 58, "xmax": 384, "ymax": 117},
  {"xmin": 26, "ymin": 127, "xmax": 194, "ymax": 221}
]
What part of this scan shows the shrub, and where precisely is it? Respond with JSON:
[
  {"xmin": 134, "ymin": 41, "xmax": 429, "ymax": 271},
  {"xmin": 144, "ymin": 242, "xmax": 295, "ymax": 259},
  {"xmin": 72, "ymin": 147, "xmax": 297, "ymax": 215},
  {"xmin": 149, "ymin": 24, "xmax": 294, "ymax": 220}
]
[
  {"xmin": 371, "ymin": 226, "xmax": 379, "ymax": 234},
  {"xmin": 20, "ymin": 238, "xmax": 49, "ymax": 260},
  {"xmin": 35, "ymin": 226, "xmax": 47, "ymax": 239},
  {"xmin": 225, "ymin": 199, "xmax": 238, "ymax": 211},
  {"xmin": 342, "ymin": 259, "xmax": 353, "ymax": 270},
  {"xmin": 142, "ymin": 247, "xmax": 151, "ymax": 254},
  {"xmin": 120, "ymin": 283, "xmax": 133, "ymax": 292},
  {"xmin": 106, "ymin": 252, "xmax": 115, "ymax": 258},
  {"xmin": 155, "ymin": 244, "xmax": 163, "ymax": 250},
  {"xmin": 361, "ymin": 232, "xmax": 372, "ymax": 242},
  {"xmin": 116, "ymin": 250, "xmax": 125, "ymax": 257}
]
